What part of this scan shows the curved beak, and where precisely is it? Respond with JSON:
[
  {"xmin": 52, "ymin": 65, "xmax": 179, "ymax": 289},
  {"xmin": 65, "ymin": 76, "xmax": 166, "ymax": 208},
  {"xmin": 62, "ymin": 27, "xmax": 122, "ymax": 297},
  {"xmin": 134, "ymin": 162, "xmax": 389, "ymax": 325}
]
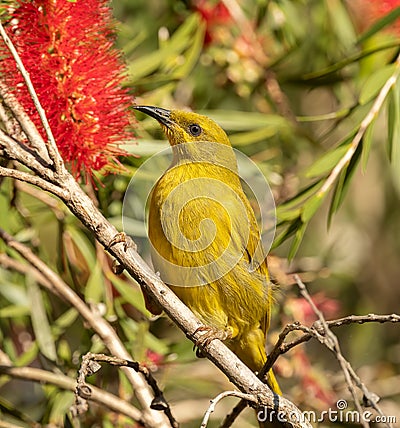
[{"xmin": 132, "ymin": 105, "xmax": 172, "ymax": 128}]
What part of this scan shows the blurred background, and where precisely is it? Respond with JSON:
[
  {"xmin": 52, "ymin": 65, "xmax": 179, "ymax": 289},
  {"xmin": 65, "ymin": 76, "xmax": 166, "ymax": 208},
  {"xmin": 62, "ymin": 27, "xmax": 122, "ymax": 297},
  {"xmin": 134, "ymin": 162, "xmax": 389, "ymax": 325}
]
[{"xmin": 1, "ymin": 0, "xmax": 400, "ymax": 426}]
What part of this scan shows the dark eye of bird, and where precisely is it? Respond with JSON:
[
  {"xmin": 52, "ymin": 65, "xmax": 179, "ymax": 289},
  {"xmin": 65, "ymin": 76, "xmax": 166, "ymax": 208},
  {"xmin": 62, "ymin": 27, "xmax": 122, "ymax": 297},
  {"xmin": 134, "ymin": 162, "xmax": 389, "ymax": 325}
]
[{"xmin": 188, "ymin": 123, "xmax": 202, "ymax": 136}]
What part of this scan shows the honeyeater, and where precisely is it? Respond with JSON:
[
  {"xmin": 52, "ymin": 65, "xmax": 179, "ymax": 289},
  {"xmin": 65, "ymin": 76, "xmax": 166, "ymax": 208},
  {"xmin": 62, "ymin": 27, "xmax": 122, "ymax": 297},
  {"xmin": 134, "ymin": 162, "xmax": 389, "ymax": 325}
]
[{"xmin": 133, "ymin": 105, "xmax": 281, "ymax": 397}]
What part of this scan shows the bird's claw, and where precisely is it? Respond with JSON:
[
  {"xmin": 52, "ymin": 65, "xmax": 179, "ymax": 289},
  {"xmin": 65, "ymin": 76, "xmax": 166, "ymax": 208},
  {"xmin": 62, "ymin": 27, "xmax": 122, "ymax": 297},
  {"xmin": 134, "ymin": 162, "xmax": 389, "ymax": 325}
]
[
  {"xmin": 193, "ymin": 325, "xmax": 232, "ymax": 355},
  {"xmin": 107, "ymin": 232, "xmax": 137, "ymax": 252}
]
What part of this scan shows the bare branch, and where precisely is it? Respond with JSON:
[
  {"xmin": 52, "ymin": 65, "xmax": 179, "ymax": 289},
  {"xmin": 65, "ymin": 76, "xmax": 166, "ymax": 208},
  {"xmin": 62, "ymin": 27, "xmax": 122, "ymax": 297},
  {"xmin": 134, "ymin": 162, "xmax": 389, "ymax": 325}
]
[
  {"xmin": 74, "ymin": 353, "xmax": 178, "ymax": 428},
  {"xmin": 294, "ymin": 275, "xmax": 393, "ymax": 428},
  {"xmin": 0, "ymin": 165, "xmax": 68, "ymax": 198},
  {"xmin": 200, "ymin": 391, "xmax": 257, "ymax": 428},
  {"xmin": 0, "ymin": 365, "xmax": 144, "ymax": 424},
  {"xmin": 0, "ymin": 79, "xmax": 51, "ymax": 163},
  {"xmin": 0, "ymin": 228, "xmax": 168, "ymax": 427}
]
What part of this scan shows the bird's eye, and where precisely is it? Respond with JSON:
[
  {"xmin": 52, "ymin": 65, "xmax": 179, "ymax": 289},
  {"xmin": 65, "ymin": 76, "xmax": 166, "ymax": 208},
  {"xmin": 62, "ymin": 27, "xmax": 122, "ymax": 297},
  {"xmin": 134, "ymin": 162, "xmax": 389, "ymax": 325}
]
[{"xmin": 188, "ymin": 123, "xmax": 202, "ymax": 137}]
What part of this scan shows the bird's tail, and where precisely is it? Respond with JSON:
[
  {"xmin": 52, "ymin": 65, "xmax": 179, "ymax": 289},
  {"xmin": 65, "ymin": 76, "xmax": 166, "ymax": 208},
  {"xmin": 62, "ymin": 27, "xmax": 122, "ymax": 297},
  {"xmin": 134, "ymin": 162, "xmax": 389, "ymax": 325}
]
[
  {"xmin": 257, "ymin": 370, "xmax": 285, "ymax": 427},
  {"xmin": 265, "ymin": 368, "xmax": 281, "ymax": 395}
]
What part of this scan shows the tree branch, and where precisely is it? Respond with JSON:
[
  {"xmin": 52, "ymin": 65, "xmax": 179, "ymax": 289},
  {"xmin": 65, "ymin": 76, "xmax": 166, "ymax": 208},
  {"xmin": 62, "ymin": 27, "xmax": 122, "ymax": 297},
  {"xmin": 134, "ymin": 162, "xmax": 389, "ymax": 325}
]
[
  {"xmin": 0, "ymin": 365, "xmax": 144, "ymax": 424},
  {"xmin": 0, "ymin": 228, "xmax": 168, "ymax": 428}
]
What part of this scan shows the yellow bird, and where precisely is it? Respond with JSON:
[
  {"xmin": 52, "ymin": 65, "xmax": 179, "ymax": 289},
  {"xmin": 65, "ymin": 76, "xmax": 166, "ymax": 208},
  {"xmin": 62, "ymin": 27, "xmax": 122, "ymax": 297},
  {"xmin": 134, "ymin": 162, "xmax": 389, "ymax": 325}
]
[{"xmin": 134, "ymin": 105, "xmax": 281, "ymax": 395}]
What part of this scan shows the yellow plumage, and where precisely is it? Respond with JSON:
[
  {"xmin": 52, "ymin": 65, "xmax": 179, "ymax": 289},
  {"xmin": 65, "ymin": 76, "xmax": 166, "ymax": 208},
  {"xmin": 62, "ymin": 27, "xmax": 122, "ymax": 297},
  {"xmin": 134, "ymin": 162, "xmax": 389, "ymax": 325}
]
[{"xmin": 134, "ymin": 106, "xmax": 280, "ymax": 395}]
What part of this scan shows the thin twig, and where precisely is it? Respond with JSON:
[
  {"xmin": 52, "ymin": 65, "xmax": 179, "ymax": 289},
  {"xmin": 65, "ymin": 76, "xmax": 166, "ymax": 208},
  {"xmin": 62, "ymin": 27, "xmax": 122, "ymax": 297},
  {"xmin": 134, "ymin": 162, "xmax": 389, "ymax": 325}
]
[
  {"xmin": 0, "ymin": 22, "xmax": 62, "ymax": 170},
  {"xmin": 0, "ymin": 79, "xmax": 51, "ymax": 163},
  {"xmin": 0, "ymin": 228, "xmax": 168, "ymax": 428},
  {"xmin": 200, "ymin": 391, "xmax": 257, "ymax": 428},
  {"xmin": 294, "ymin": 275, "xmax": 393, "ymax": 428},
  {"xmin": 0, "ymin": 365, "xmax": 144, "ymax": 424},
  {"xmin": 74, "ymin": 353, "xmax": 179, "ymax": 428},
  {"xmin": 0, "ymin": 165, "xmax": 68, "ymax": 198},
  {"xmin": 317, "ymin": 52, "xmax": 400, "ymax": 198}
]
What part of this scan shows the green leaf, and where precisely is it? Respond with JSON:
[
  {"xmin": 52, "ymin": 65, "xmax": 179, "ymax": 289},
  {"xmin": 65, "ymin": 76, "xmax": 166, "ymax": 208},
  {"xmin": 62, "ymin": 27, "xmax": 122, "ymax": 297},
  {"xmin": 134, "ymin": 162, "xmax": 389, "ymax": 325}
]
[
  {"xmin": 49, "ymin": 391, "xmax": 74, "ymax": 424},
  {"xmin": 389, "ymin": 82, "xmax": 400, "ymax": 193},
  {"xmin": 277, "ymin": 180, "xmax": 324, "ymax": 212},
  {"xmin": 0, "ymin": 304, "xmax": 30, "ymax": 318},
  {"xmin": 359, "ymin": 64, "xmax": 396, "ymax": 106},
  {"xmin": 108, "ymin": 274, "xmax": 148, "ymax": 314},
  {"xmin": 361, "ymin": 119, "xmax": 376, "ymax": 171},
  {"xmin": 66, "ymin": 227, "xmax": 96, "ymax": 270},
  {"xmin": 328, "ymin": 142, "xmax": 363, "ymax": 224},
  {"xmin": 301, "ymin": 193, "xmax": 326, "ymax": 223},
  {"xmin": 127, "ymin": 14, "xmax": 201, "ymax": 82},
  {"xmin": 300, "ymin": 42, "xmax": 399, "ymax": 81},
  {"xmin": 54, "ymin": 308, "xmax": 79, "ymax": 331},
  {"xmin": 357, "ymin": 7, "xmax": 400, "ymax": 44},
  {"xmin": 84, "ymin": 260, "xmax": 104, "ymax": 304},
  {"xmin": 306, "ymin": 144, "xmax": 350, "ymax": 178},
  {"xmin": 272, "ymin": 217, "xmax": 302, "ymax": 249},
  {"xmin": 387, "ymin": 84, "xmax": 400, "ymax": 162},
  {"xmin": 288, "ymin": 222, "xmax": 308, "ymax": 260},
  {"xmin": 201, "ymin": 111, "xmax": 289, "ymax": 132},
  {"xmin": 15, "ymin": 342, "xmax": 38, "ymax": 367},
  {"xmin": 230, "ymin": 125, "xmax": 284, "ymax": 146},
  {"xmin": 28, "ymin": 280, "xmax": 57, "ymax": 362}
]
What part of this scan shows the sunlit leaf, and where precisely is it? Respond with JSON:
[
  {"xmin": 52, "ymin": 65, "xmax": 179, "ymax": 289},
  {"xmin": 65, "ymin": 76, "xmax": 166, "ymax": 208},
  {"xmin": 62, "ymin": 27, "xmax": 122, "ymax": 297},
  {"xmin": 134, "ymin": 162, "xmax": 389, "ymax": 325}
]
[
  {"xmin": 359, "ymin": 64, "xmax": 396, "ymax": 105},
  {"xmin": 0, "ymin": 304, "xmax": 29, "ymax": 318},
  {"xmin": 306, "ymin": 144, "xmax": 350, "ymax": 178},
  {"xmin": 108, "ymin": 273, "xmax": 148, "ymax": 314},
  {"xmin": 301, "ymin": 193, "xmax": 326, "ymax": 223}
]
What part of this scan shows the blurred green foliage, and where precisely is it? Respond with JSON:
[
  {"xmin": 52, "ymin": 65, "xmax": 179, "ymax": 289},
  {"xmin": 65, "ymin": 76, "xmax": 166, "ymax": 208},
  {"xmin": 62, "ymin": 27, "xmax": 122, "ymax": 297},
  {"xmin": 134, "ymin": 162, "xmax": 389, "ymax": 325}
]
[{"xmin": 1, "ymin": 0, "xmax": 400, "ymax": 426}]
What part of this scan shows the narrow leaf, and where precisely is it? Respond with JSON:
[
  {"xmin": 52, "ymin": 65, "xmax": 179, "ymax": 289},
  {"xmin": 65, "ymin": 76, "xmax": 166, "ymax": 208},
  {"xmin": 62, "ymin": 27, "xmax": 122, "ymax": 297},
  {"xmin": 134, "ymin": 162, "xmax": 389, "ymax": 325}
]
[
  {"xmin": 361, "ymin": 119, "xmax": 376, "ymax": 171},
  {"xmin": 28, "ymin": 280, "xmax": 57, "ymax": 361},
  {"xmin": 306, "ymin": 144, "xmax": 350, "ymax": 178},
  {"xmin": 359, "ymin": 64, "xmax": 396, "ymax": 106},
  {"xmin": 272, "ymin": 217, "xmax": 302, "ymax": 249},
  {"xmin": 277, "ymin": 180, "xmax": 324, "ymax": 211},
  {"xmin": 288, "ymin": 222, "xmax": 308, "ymax": 260},
  {"xmin": 301, "ymin": 193, "xmax": 326, "ymax": 223},
  {"xmin": 84, "ymin": 260, "xmax": 104, "ymax": 304},
  {"xmin": 328, "ymin": 142, "xmax": 363, "ymax": 224},
  {"xmin": 357, "ymin": 7, "xmax": 400, "ymax": 44},
  {"xmin": 387, "ymin": 84, "xmax": 400, "ymax": 161}
]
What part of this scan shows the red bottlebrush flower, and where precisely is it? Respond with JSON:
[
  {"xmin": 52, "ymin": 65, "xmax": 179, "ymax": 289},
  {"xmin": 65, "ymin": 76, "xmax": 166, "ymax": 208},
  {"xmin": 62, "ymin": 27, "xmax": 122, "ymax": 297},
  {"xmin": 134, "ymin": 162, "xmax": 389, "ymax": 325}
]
[
  {"xmin": 1, "ymin": 0, "xmax": 134, "ymax": 180},
  {"xmin": 287, "ymin": 292, "xmax": 340, "ymax": 324},
  {"xmin": 355, "ymin": 0, "xmax": 400, "ymax": 34},
  {"xmin": 194, "ymin": 0, "xmax": 231, "ymax": 45}
]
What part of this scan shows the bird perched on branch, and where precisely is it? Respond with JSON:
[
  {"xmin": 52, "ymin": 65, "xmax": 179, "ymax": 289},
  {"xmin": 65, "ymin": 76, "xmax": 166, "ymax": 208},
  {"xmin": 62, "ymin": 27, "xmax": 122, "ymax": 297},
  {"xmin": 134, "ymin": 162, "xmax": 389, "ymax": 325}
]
[{"xmin": 133, "ymin": 105, "xmax": 281, "ymax": 399}]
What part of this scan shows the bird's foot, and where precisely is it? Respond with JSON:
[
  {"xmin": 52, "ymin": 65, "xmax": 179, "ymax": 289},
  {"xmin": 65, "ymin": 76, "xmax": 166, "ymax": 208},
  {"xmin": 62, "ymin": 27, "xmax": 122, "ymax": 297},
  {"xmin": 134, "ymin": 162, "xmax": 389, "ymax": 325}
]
[
  {"xmin": 107, "ymin": 232, "xmax": 137, "ymax": 252},
  {"xmin": 193, "ymin": 325, "xmax": 232, "ymax": 357}
]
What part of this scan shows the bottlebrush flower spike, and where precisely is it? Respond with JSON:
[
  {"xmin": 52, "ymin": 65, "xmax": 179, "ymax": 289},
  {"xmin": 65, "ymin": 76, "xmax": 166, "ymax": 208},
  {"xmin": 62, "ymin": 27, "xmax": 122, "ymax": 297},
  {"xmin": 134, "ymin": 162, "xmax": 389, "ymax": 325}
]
[
  {"xmin": 365, "ymin": 0, "xmax": 400, "ymax": 34},
  {"xmin": 1, "ymin": 0, "xmax": 134, "ymax": 180}
]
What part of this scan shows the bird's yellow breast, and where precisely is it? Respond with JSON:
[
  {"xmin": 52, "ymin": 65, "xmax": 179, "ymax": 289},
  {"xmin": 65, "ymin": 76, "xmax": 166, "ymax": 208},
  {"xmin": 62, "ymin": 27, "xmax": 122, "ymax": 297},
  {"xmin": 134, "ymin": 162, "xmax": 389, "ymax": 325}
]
[{"xmin": 148, "ymin": 160, "xmax": 270, "ymax": 337}]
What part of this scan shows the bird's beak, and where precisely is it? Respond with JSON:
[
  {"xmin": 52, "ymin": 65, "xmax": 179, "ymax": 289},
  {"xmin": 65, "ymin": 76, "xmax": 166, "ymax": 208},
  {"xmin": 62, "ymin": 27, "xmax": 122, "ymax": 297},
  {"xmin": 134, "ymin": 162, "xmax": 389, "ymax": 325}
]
[{"xmin": 132, "ymin": 105, "xmax": 173, "ymax": 129}]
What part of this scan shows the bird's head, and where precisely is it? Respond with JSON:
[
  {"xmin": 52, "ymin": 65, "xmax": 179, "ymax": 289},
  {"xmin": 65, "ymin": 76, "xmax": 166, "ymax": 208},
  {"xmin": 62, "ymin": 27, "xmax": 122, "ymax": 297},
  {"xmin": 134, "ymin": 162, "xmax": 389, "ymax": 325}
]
[{"xmin": 133, "ymin": 105, "xmax": 231, "ymax": 147}]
